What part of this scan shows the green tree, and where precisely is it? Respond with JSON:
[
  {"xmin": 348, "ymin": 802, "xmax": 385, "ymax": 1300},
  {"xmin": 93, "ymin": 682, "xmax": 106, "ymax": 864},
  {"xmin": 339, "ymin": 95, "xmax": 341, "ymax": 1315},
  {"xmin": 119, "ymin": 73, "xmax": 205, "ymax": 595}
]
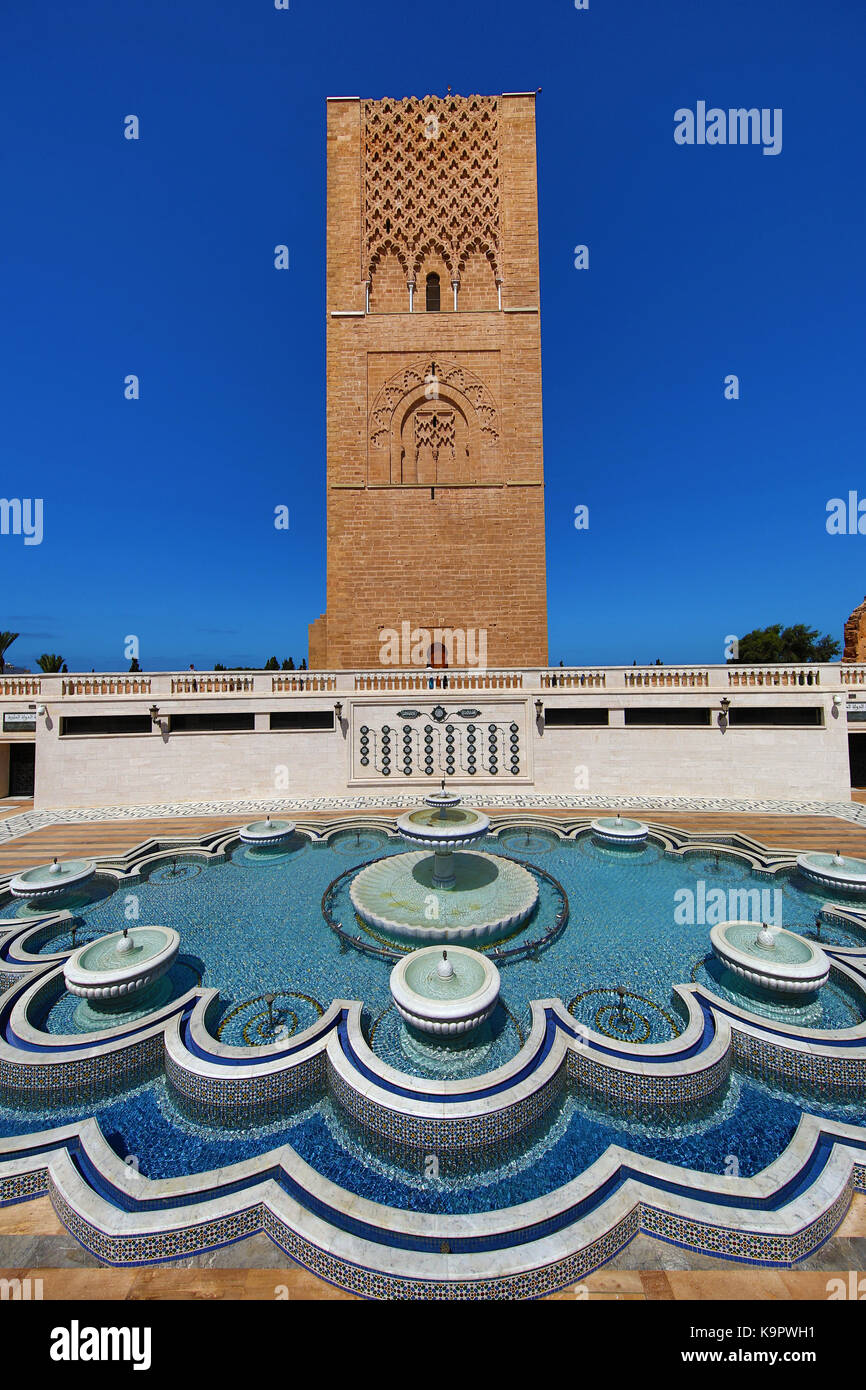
[
  {"xmin": 129, "ymin": 657, "xmax": 141, "ymax": 673},
  {"xmin": 282, "ymin": 657, "xmax": 295, "ymax": 671},
  {"xmin": 0, "ymin": 632, "xmax": 19, "ymax": 673},
  {"xmin": 300, "ymin": 657, "xmax": 307, "ymax": 670},
  {"xmin": 730, "ymin": 624, "xmax": 840, "ymax": 664},
  {"xmin": 36, "ymin": 653, "xmax": 65, "ymax": 673}
]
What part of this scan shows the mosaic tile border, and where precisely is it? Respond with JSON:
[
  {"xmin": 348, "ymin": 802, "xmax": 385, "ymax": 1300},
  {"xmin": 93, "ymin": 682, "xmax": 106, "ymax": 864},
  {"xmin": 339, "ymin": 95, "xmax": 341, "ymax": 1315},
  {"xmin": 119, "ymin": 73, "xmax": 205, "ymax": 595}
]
[
  {"xmin": 1, "ymin": 1114, "xmax": 862, "ymax": 1299},
  {"xmin": 1, "ymin": 816, "xmax": 866, "ymax": 1296},
  {"xmin": 2, "ymin": 820, "xmax": 866, "ymax": 1137}
]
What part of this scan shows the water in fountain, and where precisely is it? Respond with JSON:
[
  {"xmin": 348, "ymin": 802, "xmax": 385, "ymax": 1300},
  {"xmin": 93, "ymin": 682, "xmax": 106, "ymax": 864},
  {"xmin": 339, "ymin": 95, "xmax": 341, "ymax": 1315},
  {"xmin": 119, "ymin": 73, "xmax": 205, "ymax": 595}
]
[
  {"xmin": 350, "ymin": 784, "xmax": 539, "ymax": 944},
  {"xmin": 403, "ymin": 949, "xmax": 487, "ymax": 1003},
  {"xmin": 721, "ymin": 922, "xmax": 814, "ymax": 966}
]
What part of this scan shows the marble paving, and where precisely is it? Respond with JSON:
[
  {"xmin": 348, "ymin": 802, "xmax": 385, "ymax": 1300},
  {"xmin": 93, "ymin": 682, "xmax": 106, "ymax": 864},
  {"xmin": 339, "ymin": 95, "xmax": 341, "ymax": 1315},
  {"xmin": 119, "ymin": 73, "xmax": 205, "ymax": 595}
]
[{"xmin": 3, "ymin": 792, "xmax": 866, "ymax": 847}]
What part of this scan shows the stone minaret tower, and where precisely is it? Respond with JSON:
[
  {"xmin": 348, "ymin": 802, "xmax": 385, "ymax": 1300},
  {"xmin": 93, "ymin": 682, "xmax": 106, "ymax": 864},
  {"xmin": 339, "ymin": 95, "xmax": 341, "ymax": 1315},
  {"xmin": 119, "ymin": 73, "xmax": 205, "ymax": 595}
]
[{"xmin": 309, "ymin": 92, "xmax": 548, "ymax": 670}]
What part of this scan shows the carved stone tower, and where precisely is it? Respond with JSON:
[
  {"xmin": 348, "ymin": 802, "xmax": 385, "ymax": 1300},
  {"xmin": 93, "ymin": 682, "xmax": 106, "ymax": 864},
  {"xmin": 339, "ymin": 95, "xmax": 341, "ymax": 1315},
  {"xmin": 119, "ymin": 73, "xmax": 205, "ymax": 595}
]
[{"xmin": 309, "ymin": 92, "xmax": 548, "ymax": 670}]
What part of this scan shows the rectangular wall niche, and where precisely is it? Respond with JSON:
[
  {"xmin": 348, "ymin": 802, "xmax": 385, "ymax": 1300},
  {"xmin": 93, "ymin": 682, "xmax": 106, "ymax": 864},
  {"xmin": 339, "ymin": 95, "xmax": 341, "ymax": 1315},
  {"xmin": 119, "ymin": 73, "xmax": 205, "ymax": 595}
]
[
  {"xmin": 169, "ymin": 713, "xmax": 255, "ymax": 733},
  {"xmin": 624, "ymin": 708, "xmax": 713, "ymax": 727},
  {"xmin": 543, "ymin": 707, "xmax": 610, "ymax": 726},
  {"xmin": 270, "ymin": 711, "xmax": 335, "ymax": 730},
  {"xmin": 728, "ymin": 706, "xmax": 824, "ymax": 727},
  {"xmin": 60, "ymin": 715, "xmax": 153, "ymax": 736}
]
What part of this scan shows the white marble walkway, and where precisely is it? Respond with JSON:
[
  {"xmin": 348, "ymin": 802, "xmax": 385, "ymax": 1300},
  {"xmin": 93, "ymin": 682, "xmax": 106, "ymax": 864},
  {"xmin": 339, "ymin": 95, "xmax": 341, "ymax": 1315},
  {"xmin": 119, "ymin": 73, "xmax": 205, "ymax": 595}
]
[{"xmin": 1, "ymin": 791, "xmax": 866, "ymax": 844}]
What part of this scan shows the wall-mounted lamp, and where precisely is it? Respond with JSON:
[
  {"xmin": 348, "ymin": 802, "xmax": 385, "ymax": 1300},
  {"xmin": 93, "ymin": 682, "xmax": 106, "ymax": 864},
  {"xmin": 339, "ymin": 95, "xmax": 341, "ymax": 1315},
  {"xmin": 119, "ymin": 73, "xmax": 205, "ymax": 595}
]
[
  {"xmin": 832, "ymin": 693, "xmax": 845, "ymax": 719},
  {"xmin": 149, "ymin": 704, "xmax": 162, "ymax": 727},
  {"xmin": 36, "ymin": 705, "xmax": 46, "ymax": 717},
  {"xmin": 718, "ymin": 697, "xmax": 731, "ymax": 732},
  {"xmin": 334, "ymin": 701, "xmax": 343, "ymax": 724},
  {"xmin": 534, "ymin": 698, "xmax": 544, "ymax": 721}
]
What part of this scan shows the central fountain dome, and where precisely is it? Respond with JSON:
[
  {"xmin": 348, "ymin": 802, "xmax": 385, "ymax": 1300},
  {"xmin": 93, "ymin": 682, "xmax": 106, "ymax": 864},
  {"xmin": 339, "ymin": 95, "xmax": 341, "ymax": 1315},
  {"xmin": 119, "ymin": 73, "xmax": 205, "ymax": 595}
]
[{"xmin": 349, "ymin": 785, "xmax": 539, "ymax": 944}]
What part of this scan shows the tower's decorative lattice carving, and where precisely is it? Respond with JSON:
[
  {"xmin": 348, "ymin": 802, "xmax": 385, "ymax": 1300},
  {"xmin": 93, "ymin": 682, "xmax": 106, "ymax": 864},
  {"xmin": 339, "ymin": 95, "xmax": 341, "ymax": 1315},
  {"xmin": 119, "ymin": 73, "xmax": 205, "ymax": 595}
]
[
  {"xmin": 414, "ymin": 408, "xmax": 456, "ymax": 466},
  {"xmin": 362, "ymin": 95, "xmax": 501, "ymax": 285}
]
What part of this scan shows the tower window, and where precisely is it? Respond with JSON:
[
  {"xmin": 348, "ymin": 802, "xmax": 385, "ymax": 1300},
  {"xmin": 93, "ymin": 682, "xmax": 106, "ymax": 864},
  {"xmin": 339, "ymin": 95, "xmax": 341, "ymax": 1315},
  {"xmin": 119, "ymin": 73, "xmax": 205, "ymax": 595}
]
[{"xmin": 425, "ymin": 272, "xmax": 441, "ymax": 312}]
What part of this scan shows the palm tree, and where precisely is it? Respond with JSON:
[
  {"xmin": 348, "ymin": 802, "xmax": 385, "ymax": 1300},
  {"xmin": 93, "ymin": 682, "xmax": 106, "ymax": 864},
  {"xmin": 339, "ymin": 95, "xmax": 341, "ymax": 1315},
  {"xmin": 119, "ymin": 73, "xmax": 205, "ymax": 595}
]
[
  {"xmin": 0, "ymin": 632, "xmax": 19, "ymax": 673},
  {"xmin": 36, "ymin": 654, "xmax": 65, "ymax": 673}
]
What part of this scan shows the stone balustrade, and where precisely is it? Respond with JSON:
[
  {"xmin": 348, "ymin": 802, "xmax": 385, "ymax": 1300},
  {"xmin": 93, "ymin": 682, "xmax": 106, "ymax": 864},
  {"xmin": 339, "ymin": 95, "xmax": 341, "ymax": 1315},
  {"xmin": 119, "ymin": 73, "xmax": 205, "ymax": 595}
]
[
  {"xmin": 624, "ymin": 668, "xmax": 710, "ymax": 688},
  {"xmin": 540, "ymin": 669, "xmax": 605, "ymax": 688},
  {"xmin": 726, "ymin": 667, "xmax": 821, "ymax": 688},
  {"xmin": 272, "ymin": 673, "xmax": 339, "ymax": 692},
  {"xmin": 0, "ymin": 677, "xmax": 42, "ymax": 696},
  {"xmin": 353, "ymin": 669, "xmax": 524, "ymax": 691},
  {"xmin": 0, "ymin": 664, "xmax": 854, "ymax": 704},
  {"xmin": 170, "ymin": 675, "xmax": 255, "ymax": 694},
  {"xmin": 60, "ymin": 676, "xmax": 152, "ymax": 697}
]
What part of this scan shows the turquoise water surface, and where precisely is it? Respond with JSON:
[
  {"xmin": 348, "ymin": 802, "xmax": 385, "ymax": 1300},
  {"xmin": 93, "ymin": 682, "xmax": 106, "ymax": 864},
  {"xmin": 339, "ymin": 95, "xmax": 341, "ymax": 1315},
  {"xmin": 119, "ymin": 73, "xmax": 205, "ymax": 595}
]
[{"xmin": 2, "ymin": 824, "xmax": 865, "ymax": 1209}]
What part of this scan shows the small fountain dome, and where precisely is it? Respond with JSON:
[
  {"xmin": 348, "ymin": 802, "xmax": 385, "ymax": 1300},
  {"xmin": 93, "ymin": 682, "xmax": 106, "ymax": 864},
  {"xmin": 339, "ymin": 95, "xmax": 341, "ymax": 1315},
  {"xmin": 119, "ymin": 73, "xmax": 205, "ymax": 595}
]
[
  {"xmin": 710, "ymin": 920, "xmax": 830, "ymax": 995},
  {"xmin": 390, "ymin": 945, "xmax": 500, "ymax": 1037}
]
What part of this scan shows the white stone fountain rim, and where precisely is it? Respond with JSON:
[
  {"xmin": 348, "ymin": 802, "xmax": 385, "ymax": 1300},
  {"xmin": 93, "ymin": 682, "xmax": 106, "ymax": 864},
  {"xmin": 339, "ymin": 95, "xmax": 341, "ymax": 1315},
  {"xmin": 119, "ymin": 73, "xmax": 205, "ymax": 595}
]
[
  {"xmin": 64, "ymin": 926, "xmax": 180, "ymax": 991},
  {"xmin": 9, "ymin": 859, "xmax": 96, "ymax": 896},
  {"xmin": 239, "ymin": 819, "xmax": 296, "ymax": 843},
  {"xmin": 390, "ymin": 946, "xmax": 500, "ymax": 1021},
  {"xmin": 349, "ymin": 849, "xmax": 539, "ymax": 941},
  {"xmin": 423, "ymin": 791, "xmax": 462, "ymax": 808},
  {"xmin": 590, "ymin": 818, "xmax": 649, "ymax": 841},
  {"xmin": 796, "ymin": 852, "xmax": 866, "ymax": 890},
  {"xmin": 396, "ymin": 808, "xmax": 490, "ymax": 846},
  {"xmin": 709, "ymin": 921, "xmax": 830, "ymax": 984}
]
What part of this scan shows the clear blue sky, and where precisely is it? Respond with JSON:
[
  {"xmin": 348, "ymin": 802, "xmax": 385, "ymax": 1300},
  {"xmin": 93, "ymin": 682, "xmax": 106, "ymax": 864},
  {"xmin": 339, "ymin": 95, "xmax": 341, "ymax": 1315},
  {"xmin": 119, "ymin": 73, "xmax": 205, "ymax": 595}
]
[{"xmin": 1, "ymin": 0, "xmax": 863, "ymax": 671}]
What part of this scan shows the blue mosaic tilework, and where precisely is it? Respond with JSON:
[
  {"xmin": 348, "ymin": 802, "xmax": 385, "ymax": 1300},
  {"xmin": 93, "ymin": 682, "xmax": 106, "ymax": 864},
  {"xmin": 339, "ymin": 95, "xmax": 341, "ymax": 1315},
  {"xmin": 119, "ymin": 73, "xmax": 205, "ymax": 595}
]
[{"xmin": 2, "ymin": 818, "xmax": 866, "ymax": 1298}]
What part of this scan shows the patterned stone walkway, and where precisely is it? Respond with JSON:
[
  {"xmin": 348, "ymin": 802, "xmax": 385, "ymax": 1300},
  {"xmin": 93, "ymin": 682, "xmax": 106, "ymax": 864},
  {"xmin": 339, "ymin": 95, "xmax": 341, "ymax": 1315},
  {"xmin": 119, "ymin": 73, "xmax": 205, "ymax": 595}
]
[
  {"xmin": 2, "ymin": 791, "xmax": 866, "ymax": 848},
  {"xmin": 3, "ymin": 804, "xmax": 866, "ymax": 872}
]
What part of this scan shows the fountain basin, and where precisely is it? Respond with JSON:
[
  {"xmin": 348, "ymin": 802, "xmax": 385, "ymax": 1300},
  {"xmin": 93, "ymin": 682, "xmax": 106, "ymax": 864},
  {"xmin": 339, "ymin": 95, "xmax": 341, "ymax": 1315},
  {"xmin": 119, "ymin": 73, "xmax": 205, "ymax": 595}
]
[
  {"xmin": 396, "ymin": 805, "xmax": 490, "ymax": 851},
  {"xmin": 64, "ymin": 926, "xmax": 180, "ymax": 1001},
  {"xmin": 796, "ymin": 852, "xmax": 866, "ymax": 894},
  {"xmin": 239, "ymin": 818, "xmax": 296, "ymax": 845},
  {"xmin": 390, "ymin": 946, "xmax": 500, "ymax": 1036},
  {"xmin": 591, "ymin": 817, "xmax": 648, "ymax": 843},
  {"xmin": 710, "ymin": 920, "xmax": 830, "ymax": 995},
  {"xmin": 350, "ymin": 849, "xmax": 538, "ymax": 944},
  {"xmin": 9, "ymin": 858, "xmax": 95, "ymax": 899},
  {"xmin": 422, "ymin": 788, "xmax": 463, "ymax": 813}
]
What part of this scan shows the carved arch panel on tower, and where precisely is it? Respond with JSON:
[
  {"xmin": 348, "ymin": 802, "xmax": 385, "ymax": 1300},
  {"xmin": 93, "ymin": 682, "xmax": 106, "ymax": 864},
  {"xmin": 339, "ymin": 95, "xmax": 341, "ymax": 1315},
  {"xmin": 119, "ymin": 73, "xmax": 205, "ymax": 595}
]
[{"xmin": 368, "ymin": 357, "xmax": 500, "ymax": 486}]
